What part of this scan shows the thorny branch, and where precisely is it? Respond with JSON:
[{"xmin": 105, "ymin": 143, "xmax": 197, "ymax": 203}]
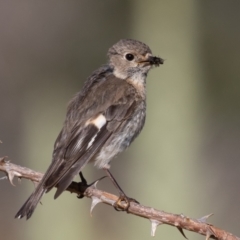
[{"xmin": 0, "ymin": 156, "xmax": 239, "ymax": 240}]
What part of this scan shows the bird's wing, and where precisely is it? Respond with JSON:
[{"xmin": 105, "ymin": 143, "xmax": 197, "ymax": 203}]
[
  {"xmin": 42, "ymin": 73, "xmax": 138, "ymax": 198},
  {"xmin": 52, "ymin": 123, "xmax": 112, "ymax": 198},
  {"xmin": 50, "ymin": 100, "xmax": 137, "ymax": 199}
]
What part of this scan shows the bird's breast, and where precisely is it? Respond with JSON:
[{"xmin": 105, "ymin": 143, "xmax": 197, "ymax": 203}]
[{"xmin": 94, "ymin": 101, "xmax": 146, "ymax": 169}]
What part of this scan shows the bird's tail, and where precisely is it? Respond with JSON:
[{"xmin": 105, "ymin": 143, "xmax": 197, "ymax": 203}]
[{"xmin": 15, "ymin": 185, "xmax": 46, "ymax": 220}]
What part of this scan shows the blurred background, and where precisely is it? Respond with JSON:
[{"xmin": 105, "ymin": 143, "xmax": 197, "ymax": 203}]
[{"xmin": 1, "ymin": 1, "xmax": 240, "ymax": 240}]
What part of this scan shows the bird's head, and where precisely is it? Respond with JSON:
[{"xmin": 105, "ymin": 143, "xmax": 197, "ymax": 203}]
[{"xmin": 108, "ymin": 39, "xmax": 164, "ymax": 79}]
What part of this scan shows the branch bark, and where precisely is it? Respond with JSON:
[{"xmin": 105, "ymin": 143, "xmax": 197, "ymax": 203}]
[{"xmin": 0, "ymin": 156, "xmax": 239, "ymax": 240}]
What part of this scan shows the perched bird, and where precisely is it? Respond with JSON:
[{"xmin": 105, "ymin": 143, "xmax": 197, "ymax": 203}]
[{"xmin": 15, "ymin": 39, "xmax": 163, "ymax": 219}]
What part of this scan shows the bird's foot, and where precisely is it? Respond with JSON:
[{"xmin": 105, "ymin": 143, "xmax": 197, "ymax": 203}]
[
  {"xmin": 114, "ymin": 194, "xmax": 139, "ymax": 212},
  {"xmin": 77, "ymin": 172, "xmax": 106, "ymax": 199}
]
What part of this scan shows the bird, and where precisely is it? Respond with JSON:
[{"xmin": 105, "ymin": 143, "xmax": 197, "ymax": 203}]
[{"xmin": 15, "ymin": 39, "xmax": 164, "ymax": 219}]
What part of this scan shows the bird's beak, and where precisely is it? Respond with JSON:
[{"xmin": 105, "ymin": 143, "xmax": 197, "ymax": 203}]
[
  {"xmin": 138, "ymin": 56, "xmax": 164, "ymax": 67},
  {"xmin": 148, "ymin": 56, "xmax": 164, "ymax": 66}
]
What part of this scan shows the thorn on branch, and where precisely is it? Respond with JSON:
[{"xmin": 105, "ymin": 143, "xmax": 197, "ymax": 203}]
[
  {"xmin": 7, "ymin": 169, "xmax": 22, "ymax": 186},
  {"xmin": 90, "ymin": 196, "xmax": 103, "ymax": 216},
  {"xmin": 0, "ymin": 156, "xmax": 22, "ymax": 186},
  {"xmin": 198, "ymin": 213, "xmax": 214, "ymax": 223},
  {"xmin": 177, "ymin": 226, "xmax": 188, "ymax": 239},
  {"xmin": 206, "ymin": 230, "xmax": 213, "ymax": 240},
  {"xmin": 8, "ymin": 171, "xmax": 16, "ymax": 186},
  {"xmin": 150, "ymin": 219, "xmax": 162, "ymax": 237},
  {"xmin": 206, "ymin": 226, "xmax": 217, "ymax": 240},
  {"xmin": 0, "ymin": 156, "xmax": 9, "ymax": 163}
]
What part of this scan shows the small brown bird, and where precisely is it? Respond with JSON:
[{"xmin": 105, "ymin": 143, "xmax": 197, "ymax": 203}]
[{"xmin": 15, "ymin": 39, "xmax": 163, "ymax": 219}]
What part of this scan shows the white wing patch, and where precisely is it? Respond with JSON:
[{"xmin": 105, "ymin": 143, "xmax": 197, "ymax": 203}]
[
  {"xmin": 90, "ymin": 114, "xmax": 107, "ymax": 129},
  {"xmin": 86, "ymin": 114, "xmax": 107, "ymax": 149}
]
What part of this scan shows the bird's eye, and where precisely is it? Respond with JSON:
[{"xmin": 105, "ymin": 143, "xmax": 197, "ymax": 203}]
[{"xmin": 125, "ymin": 53, "xmax": 134, "ymax": 61}]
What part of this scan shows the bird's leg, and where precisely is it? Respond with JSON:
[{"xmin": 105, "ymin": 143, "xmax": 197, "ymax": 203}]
[
  {"xmin": 76, "ymin": 172, "xmax": 89, "ymax": 198},
  {"xmin": 104, "ymin": 168, "xmax": 139, "ymax": 211},
  {"xmin": 77, "ymin": 172, "xmax": 106, "ymax": 199}
]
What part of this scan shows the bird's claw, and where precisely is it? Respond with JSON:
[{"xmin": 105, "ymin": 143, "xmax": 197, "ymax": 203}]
[
  {"xmin": 114, "ymin": 194, "xmax": 139, "ymax": 212},
  {"xmin": 77, "ymin": 172, "xmax": 106, "ymax": 199}
]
